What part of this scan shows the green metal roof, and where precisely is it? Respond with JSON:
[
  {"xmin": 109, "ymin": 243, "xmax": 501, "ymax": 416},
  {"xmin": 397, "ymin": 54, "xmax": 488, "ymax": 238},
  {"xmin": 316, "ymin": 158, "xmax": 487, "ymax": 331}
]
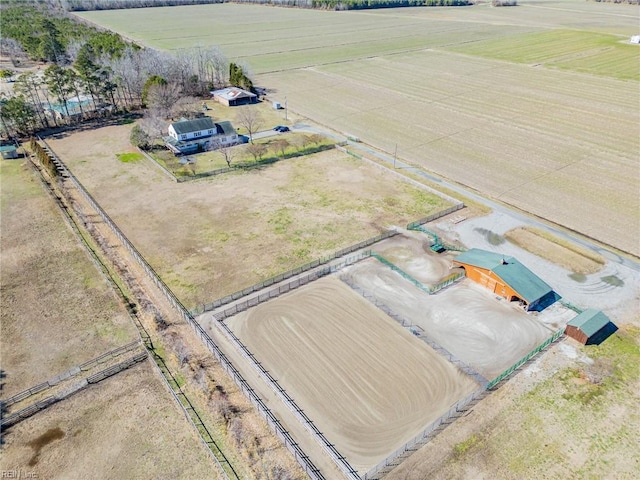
[
  {"xmin": 454, "ymin": 248, "xmax": 553, "ymax": 304},
  {"xmin": 567, "ymin": 309, "xmax": 612, "ymax": 337},
  {"xmin": 0, "ymin": 145, "xmax": 17, "ymax": 152},
  {"xmin": 170, "ymin": 117, "xmax": 216, "ymax": 135}
]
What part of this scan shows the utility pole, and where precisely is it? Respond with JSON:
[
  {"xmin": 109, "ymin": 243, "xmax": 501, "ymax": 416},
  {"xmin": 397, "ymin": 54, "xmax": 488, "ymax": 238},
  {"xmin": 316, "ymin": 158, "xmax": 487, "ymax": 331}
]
[
  {"xmin": 393, "ymin": 143, "xmax": 397, "ymax": 168},
  {"xmin": 284, "ymin": 96, "xmax": 288, "ymax": 121}
]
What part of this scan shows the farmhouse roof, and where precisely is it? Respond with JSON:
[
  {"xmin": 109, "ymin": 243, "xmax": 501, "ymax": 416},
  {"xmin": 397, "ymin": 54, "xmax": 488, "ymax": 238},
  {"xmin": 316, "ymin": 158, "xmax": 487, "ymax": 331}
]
[
  {"xmin": 170, "ymin": 117, "xmax": 216, "ymax": 135},
  {"xmin": 211, "ymin": 87, "xmax": 256, "ymax": 101},
  {"xmin": 454, "ymin": 248, "xmax": 553, "ymax": 304},
  {"xmin": 216, "ymin": 120, "xmax": 236, "ymax": 136},
  {"xmin": 567, "ymin": 309, "xmax": 613, "ymax": 337}
]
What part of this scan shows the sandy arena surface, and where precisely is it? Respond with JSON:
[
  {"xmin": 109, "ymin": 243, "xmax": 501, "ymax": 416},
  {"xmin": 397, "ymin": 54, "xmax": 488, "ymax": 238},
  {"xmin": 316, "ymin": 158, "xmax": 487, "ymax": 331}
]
[
  {"xmin": 371, "ymin": 231, "xmax": 463, "ymax": 286},
  {"xmin": 340, "ymin": 257, "xmax": 558, "ymax": 381},
  {"xmin": 226, "ymin": 276, "xmax": 479, "ymax": 474}
]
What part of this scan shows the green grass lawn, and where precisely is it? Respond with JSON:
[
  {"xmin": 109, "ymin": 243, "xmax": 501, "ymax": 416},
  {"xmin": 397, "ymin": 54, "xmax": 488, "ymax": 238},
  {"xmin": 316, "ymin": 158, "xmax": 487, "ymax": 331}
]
[
  {"xmin": 444, "ymin": 30, "xmax": 639, "ymax": 81},
  {"xmin": 116, "ymin": 152, "xmax": 144, "ymax": 163},
  {"xmin": 442, "ymin": 327, "xmax": 640, "ymax": 479},
  {"xmin": 149, "ymin": 133, "xmax": 334, "ymax": 177}
]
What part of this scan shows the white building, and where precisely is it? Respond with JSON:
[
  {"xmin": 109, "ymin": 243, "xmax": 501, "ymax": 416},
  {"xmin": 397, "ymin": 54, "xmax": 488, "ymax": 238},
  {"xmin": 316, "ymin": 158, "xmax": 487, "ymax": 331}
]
[{"xmin": 166, "ymin": 117, "xmax": 239, "ymax": 154}]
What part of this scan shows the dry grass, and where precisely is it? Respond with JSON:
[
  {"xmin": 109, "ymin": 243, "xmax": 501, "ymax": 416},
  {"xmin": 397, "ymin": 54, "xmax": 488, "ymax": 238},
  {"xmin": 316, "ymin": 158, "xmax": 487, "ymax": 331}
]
[
  {"xmin": 260, "ymin": 57, "xmax": 639, "ymax": 257},
  {"xmin": 1, "ymin": 361, "xmax": 219, "ymax": 479},
  {"xmin": 46, "ymin": 123, "xmax": 452, "ymax": 308},
  {"xmin": 429, "ymin": 327, "xmax": 640, "ymax": 480},
  {"xmin": 504, "ymin": 226, "xmax": 605, "ymax": 275},
  {"xmin": 0, "ymin": 157, "xmax": 137, "ymax": 397}
]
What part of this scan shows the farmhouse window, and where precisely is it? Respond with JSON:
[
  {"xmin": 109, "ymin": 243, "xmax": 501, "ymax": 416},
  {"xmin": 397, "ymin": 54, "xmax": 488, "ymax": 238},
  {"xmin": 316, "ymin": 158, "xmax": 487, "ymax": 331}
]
[{"xmin": 180, "ymin": 134, "xmax": 186, "ymax": 140}]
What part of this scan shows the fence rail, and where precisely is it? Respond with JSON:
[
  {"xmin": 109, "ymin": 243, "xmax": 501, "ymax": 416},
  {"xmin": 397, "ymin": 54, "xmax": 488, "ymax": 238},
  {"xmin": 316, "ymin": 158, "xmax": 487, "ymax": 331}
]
[
  {"xmin": 192, "ymin": 229, "xmax": 399, "ymax": 316},
  {"xmin": 340, "ymin": 276, "xmax": 487, "ymax": 387},
  {"xmin": 1, "ymin": 353, "xmax": 147, "ymax": 429},
  {"xmin": 38, "ymin": 138, "xmax": 327, "ymax": 480},
  {"xmin": 486, "ymin": 328, "xmax": 564, "ymax": 390},
  {"xmin": 213, "ymin": 313, "xmax": 361, "ymax": 480},
  {"xmin": 370, "ymin": 252, "xmax": 464, "ymax": 295},
  {"xmin": 31, "ymin": 140, "xmax": 237, "ymax": 480},
  {"xmin": 3, "ymin": 341, "xmax": 142, "ymax": 408},
  {"xmin": 35, "ymin": 139, "xmax": 567, "ymax": 480},
  {"xmin": 363, "ymin": 388, "xmax": 487, "ymax": 480},
  {"xmin": 406, "ymin": 204, "xmax": 464, "ymax": 229}
]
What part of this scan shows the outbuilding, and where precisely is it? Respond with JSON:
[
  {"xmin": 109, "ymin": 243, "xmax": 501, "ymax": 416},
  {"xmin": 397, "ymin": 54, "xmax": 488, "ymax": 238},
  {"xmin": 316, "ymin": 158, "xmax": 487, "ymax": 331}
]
[
  {"xmin": 565, "ymin": 309, "xmax": 618, "ymax": 345},
  {"xmin": 453, "ymin": 248, "xmax": 558, "ymax": 311},
  {"xmin": 0, "ymin": 145, "xmax": 18, "ymax": 159},
  {"xmin": 210, "ymin": 87, "xmax": 257, "ymax": 107}
]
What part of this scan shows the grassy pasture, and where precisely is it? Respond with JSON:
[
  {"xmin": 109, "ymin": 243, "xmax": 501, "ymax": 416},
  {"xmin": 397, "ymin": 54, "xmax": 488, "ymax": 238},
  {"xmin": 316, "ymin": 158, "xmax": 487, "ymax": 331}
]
[
  {"xmin": 76, "ymin": 2, "xmax": 639, "ymax": 77},
  {"xmin": 400, "ymin": 327, "xmax": 640, "ymax": 480},
  {"xmin": 47, "ymin": 124, "xmax": 452, "ymax": 308},
  {"xmin": 78, "ymin": 2, "xmax": 640, "ymax": 256},
  {"xmin": 444, "ymin": 30, "xmax": 640, "ymax": 81},
  {"xmin": 0, "ymin": 158, "xmax": 137, "ymax": 397}
]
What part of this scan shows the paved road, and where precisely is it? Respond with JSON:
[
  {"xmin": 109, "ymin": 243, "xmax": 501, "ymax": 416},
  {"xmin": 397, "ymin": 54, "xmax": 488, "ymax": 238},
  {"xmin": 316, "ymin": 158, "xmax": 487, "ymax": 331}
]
[{"xmin": 290, "ymin": 122, "xmax": 639, "ymax": 272}]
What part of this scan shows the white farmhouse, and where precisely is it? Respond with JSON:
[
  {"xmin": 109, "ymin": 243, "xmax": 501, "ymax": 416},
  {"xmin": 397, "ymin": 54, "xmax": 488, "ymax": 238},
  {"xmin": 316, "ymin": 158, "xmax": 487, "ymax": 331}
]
[{"xmin": 166, "ymin": 117, "xmax": 239, "ymax": 154}]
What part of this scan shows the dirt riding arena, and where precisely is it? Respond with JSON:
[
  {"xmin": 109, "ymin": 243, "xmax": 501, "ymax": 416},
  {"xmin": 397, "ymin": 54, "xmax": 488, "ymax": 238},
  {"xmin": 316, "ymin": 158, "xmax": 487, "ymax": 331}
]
[
  {"xmin": 226, "ymin": 276, "xmax": 479, "ymax": 474},
  {"xmin": 206, "ymin": 232, "xmax": 575, "ymax": 476}
]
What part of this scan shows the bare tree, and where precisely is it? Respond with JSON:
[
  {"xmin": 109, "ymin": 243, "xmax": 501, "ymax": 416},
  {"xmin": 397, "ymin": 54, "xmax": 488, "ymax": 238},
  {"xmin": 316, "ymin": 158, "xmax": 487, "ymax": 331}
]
[
  {"xmin": 206, "ymin": 46, "xmax": 228, "ymax": 90},
  {"xmin": 145, "ymin": 81, "xmax": 182, "ymax": 119},
  {"xmin": 140, "ymin": 107, "xmax": 166, "ymax": 142},
  {"xmin": 245, "ymin": 143, "xmax": 267, "ymax": 162},
  {"xmin": 0, "ymin": 38, "xmax": 26, "ymax": 67},
  {"xmin": 237, "ymin": 107, "xmax": 263, "ymax": 143},
  {"xmin": 219, "ymin": 144, "xmax": 236, "ymax": 167},
  {"xmin": 208, "ymin": 137, "xmax": 237, "ymax": 167},
  {"xmin": 272, "ymin": 138, "xmax": 290, "ymax": 157},
  {"xmin": 170, "ymin": 95, "xmax": 200, "ymax": 120}
]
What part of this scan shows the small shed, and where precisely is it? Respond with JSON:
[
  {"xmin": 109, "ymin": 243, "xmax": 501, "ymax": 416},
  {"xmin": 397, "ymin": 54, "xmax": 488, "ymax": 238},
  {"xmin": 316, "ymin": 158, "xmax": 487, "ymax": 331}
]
[
  {"xmin": 0, "ymin": 145, "xmax": 18, "ymax": 159},
  {"xmin": 565, "ymin": 309, "xmax": 618, "ymax": 345}
]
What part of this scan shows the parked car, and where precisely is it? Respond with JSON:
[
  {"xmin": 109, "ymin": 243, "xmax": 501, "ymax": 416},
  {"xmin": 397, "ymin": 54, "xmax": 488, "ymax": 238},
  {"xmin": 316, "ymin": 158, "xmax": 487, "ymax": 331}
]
[{"xmin": 273, "ymin": 125, "xmax": 290, "ymax": 132}]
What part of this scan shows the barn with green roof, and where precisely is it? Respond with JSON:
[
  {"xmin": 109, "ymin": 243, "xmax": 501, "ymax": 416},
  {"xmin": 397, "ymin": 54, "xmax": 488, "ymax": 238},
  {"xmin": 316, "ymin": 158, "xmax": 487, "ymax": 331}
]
[
  {"xmin": 565, "ymin": 309, "xmax": 618, "ymax": 345},
  {"xmin": 453, "ymin": 248, "xmax": 559, "ymax": 311}
]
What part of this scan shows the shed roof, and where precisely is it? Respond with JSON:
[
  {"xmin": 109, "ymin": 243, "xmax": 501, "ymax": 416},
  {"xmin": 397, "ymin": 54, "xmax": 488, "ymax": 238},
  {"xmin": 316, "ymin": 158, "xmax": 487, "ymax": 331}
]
[
  {"xmin": 567, "ymin": 309, "xmax": 612, "ymax": 337},
  {"xmin": 170, "ymin": 117, "xmax": 216, "ymax": 135},
  {"xmin": 211, "ymin": 87, "xmax": 256, "ymax": 101},
  {"xmin": 454, "ymin": 248, "xmax": 553, "ymax": 304},
  {"xmin": 0, "ymin": 145, "xmax": 17, "ymax": 152}
]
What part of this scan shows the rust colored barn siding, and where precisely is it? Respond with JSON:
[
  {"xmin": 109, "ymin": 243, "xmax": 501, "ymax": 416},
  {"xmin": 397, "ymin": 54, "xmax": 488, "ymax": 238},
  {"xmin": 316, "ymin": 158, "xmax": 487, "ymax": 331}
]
[
  {"xmin": 459, "ymin": 265, "xmax": 524, "ymax": 304},
  {"xmin": 565, "ymin": 325, "xmax": 588, "ymax": 344}
]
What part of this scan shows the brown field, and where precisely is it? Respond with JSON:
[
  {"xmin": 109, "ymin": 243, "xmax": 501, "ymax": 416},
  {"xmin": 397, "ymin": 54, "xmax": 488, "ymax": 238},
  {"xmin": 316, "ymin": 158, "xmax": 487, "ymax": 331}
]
[
  {"xmin": 45, "ymin": 123, "xmax": 451, "ymax": 308},
  {"xmin": 227, "ymin": 276, "xmax": 479, "ymax": 474},
  {"xmin": 1, "ymin": 360, "xmax": 218, "ymax": 479},
  {"xmin": 504, "ymin": 226, "xmax": 606, "ymax": 275},
  {"xmin": 0, "ymin": 157, "xmax": 137, "ymax": 397},
  {"xmin": 260, "ymin": 56, "xmax": 639, "ymax": 257}
]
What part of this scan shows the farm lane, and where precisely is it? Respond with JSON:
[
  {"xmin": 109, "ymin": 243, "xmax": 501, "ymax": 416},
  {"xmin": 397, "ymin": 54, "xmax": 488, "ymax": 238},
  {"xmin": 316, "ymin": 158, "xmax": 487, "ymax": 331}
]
[{"xmin": 290, "ymin": 122, "xmax": 640, "ymax": 273}]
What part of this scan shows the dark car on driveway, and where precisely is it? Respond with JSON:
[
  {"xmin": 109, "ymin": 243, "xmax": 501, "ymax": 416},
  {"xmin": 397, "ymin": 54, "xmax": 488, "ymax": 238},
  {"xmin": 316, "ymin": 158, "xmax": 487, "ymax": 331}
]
[{"xmin": 273, "ymin": 125, "xmax": 290, "ymax": 132}]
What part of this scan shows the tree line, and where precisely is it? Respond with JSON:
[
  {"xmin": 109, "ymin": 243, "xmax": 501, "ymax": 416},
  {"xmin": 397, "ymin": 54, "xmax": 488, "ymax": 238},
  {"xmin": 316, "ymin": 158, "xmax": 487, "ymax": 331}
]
[
  {"xmin": 0, "ymin": 2, "xmax": 254, "ymax": 139},
  {"xmin": 60, "ymin": 0, "xmax": 471, "ymax": 10}
]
